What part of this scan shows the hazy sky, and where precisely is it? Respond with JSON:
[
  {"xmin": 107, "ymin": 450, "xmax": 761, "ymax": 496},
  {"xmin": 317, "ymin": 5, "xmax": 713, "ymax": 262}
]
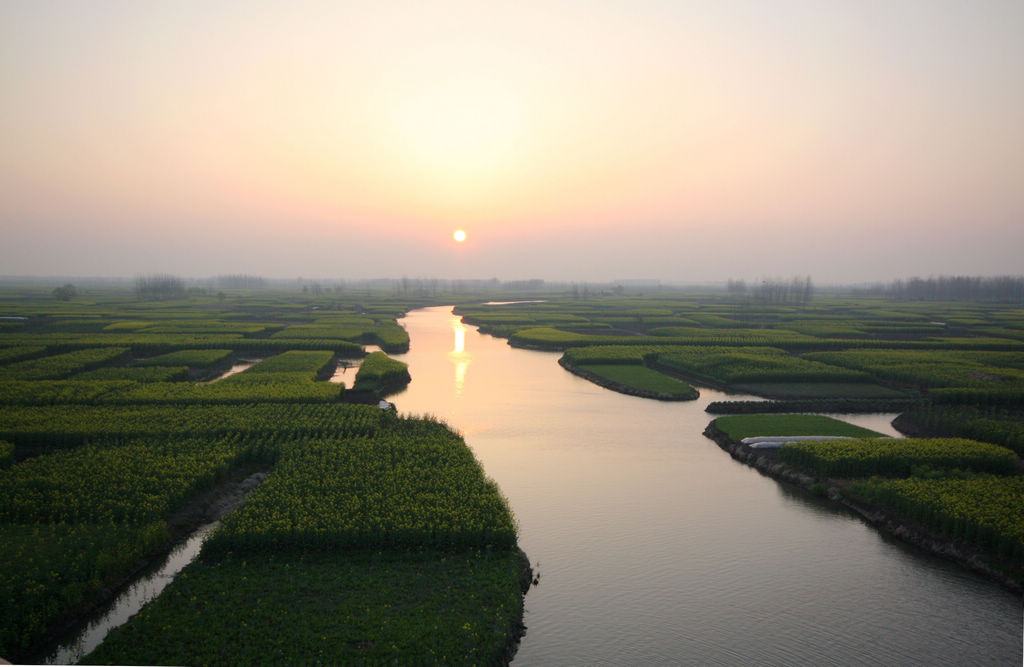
[{"xmin": 2, "ymin": 1, "xmax": 1022, "ymax": 283}]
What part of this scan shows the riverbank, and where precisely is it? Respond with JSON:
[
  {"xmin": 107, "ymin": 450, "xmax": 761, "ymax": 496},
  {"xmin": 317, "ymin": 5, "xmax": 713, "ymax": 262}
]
[{"xmin": 702, "ymin": 423, "xmax": 1023, "ymax": 593}]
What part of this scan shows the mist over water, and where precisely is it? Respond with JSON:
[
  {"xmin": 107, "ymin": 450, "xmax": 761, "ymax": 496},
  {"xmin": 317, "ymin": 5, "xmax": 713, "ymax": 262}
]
[{"xmin": 391, "ymin": 306, "xmax": 1022, "ymax": 665}]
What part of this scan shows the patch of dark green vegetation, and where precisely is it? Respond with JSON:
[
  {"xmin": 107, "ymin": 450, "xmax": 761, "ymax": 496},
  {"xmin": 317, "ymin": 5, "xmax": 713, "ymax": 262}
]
[
  {"xmin": 731, "ymin": 382, "xmax": 907, "ymax": 399},
  {"xmin": 0, "ymin": 286, "xmax": 527, "ymax": 663},
  {"xmin": 351, "ymin": 351, "xmax": 412, "ymax": 397},
  {"xmin": 898, "ymin": 405, "xmax": 1024, "ymax": 458},
  {"xmin": 0, "ymin": 440, "xmax": 13, "ymax": 468},
  {"xmin": 83, "ymin": 420, "xmax": 527, "ymax": 666},
  {"xmin": 778, "ymin": 438, "xmax": 1017, "ymax": 477},
  {"xmin": 82, "ymin": 550, "xmax": 526, "ymax": 666}
]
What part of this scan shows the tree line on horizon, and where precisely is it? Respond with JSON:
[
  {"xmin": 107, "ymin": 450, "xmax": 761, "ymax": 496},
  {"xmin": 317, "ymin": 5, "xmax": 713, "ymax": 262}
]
[
  {"xmin": 857, "ymin": 276, "xmax": 1024, "ymax": 302},
  {"xmin": 727, "ymin": 276, "xmax": 814, "ymax": 306}
]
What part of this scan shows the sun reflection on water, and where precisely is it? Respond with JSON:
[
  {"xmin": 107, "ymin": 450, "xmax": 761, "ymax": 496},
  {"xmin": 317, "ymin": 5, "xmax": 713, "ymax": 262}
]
[{"xmin": 448, "ymin": 315, "xmax": 471, "ymax": 396}]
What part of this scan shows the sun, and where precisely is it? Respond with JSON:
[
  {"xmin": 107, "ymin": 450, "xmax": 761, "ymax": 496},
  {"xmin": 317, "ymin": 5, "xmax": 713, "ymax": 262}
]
[{"xmin": 453, "ymin": 229, "xmax": 467, "ymax": 243}]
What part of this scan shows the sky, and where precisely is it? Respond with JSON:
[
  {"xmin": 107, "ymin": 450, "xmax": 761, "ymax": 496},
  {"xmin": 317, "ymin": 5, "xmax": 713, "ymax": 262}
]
[{"xmin": 1, "ymin": 1, "xmax": 1022, "ymax": 284}]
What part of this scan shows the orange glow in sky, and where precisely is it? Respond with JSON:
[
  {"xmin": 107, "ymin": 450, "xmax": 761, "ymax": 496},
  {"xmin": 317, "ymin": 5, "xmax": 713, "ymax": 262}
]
[{"xmin": 1, "ymin": 1, "xmax": 1022, "ymax": 281}]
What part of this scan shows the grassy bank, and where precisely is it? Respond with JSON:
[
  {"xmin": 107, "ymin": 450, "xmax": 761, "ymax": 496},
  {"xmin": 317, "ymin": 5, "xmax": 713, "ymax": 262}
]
[{"xmin": 705, "ymin": 414, "xmax": 1023, "ymax": 589}]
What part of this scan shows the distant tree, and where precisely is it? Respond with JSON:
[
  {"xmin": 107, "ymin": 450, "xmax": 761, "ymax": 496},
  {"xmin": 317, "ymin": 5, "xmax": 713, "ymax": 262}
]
[
  {"xmin": 888, "ymin": 275, "xmax": 1024, "ymax": 302},
  {"xmin": 52, "ymin": 283, "xmax": 77, "ymax": 301},
  {"xmin": 215, "ymin": 274, "xmax": 265, "ymax": 290},
  {"xmin": 752, "ymin": 276, "xmax": 813, "ymax": 306},
  {"xmin": 134, "ymin": 274, "xmax": 186, "ymax": 300}
]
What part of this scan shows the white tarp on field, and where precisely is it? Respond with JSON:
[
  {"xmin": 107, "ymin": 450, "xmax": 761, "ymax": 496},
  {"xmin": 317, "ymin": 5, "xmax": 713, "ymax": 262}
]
[{"xmin": 741, "ymin": 435, "xmax": 855, "ymax": 449}]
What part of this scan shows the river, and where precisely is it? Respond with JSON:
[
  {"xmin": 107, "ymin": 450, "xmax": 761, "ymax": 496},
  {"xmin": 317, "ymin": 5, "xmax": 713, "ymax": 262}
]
[{"xmin": 390, "ymin": 306, "xmax": 1022, "ymax": 665}]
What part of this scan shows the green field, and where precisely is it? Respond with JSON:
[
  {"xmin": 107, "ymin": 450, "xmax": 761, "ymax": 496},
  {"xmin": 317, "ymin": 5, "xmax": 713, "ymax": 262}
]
[
  {"xmin": 848, "ymin": 476, "xmax": 1024, "ymax": 565},
  {"xmin": 0, "ymin": 287, "xmax": 526, "ymax": 663},
  {"xmin": 732, "ymin": 382, "xmax": 907, "ymax": 399},
  {"xmin": 352, "ymin": 351, "xmax": 412, "ymax": 396},
  {"xmin": 575, "ymin": 363, "xmax": 697, "ymax": 399},
  {"xmin": 83, "ymin": 550, "xmax": 525, "ymax": 666},
  {"xmin": 711, "ymin": 414, "xmax": 884, "ymax": 440},
  {"xmin": 778, "ymin": 437, "xmax": 1017, "ymax": 477},
  {"xmin": 3, "ymin": 282, "xmax": 1024, "ymax": 659}
]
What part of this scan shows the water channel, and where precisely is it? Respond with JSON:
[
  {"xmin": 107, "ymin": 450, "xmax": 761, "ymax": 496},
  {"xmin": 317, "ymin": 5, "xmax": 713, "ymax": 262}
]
[{"xmin": 390, "ymin": 306, "xmax": 1022, "ymax": 665}]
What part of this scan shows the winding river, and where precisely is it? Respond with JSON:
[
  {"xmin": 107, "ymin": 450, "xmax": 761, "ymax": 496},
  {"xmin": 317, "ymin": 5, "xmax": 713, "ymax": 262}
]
[{"xmin": 391, "ymin": 306, "xmax": 1022, "ymax": 665}]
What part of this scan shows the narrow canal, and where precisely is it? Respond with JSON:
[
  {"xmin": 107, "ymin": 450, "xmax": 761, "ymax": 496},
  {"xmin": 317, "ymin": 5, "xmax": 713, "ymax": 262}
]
[{"xmin": 391, "ymin": 306, "xmax": 1022, "ymax": 665}]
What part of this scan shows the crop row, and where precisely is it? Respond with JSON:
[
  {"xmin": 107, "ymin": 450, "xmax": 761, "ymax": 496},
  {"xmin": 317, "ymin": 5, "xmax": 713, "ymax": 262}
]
[
  {"xmin": 508, "ymin": 326, "xmax": 1024, "ymax": 353},
  {"xmin": 270, "ymin": 323, "xmax": 372, "ymax": 339},
  {"xmin": 0, "ymin": 346, "xmax": 47, "ymax": 365},
  {"xmin": 0, "ymin": 347, "xmax": 130, "ymax": 381},
  {"xmin": 927, "ymin": 387, "xmax": 1024, "ymax": 408},
  {"xmin": 110, "ymin": 378, "xmax": 343, "ymax": 404},
  {"xmin": 0, "ymin": 334, "xmax": 363, "ymax": 357},
  {"xmin": 777, "ymin": 438, "xmax": 1017, "ymax": 478},
  {"xmin": 236, "ymin": 350, "xmax": 335, "ymax": 376},
  {"xmin": 509, "ymin": 328, "xmax": 825, "ymax": 350},
  {"xmin": 0, "ymin": 522, "xmax": 169, "ymax": 658},
  {"xmin": 704, "ymin": 398, "xmax": 921, "ymax": 415},
  {"xmin": 0, "ymin": 435, "xmax": 263, "ymax": 524},
  {"xmin": 128, "ymin": 322, "xmax": 271, "ymax": 335},
  {"xmin": 207, "ymin": 420, "xmax": 517, "ymax": 554},
  {"xmin": 847, "ymin": 476, "xmax": 1024, "ymax": 564},
  {"xmin": 133, "ymin": 349, "xmax": 233, "ymax": 368},
  {"xmin": 0, "ymin": 380, "xmax": 134, "ymax": 407},
  {"xmin": 0, "ymin": 428, "xmax": 287, "ymax": 658},
  {"xmin": 903, "ymin": 406, "xmax": 1024, "ymax": 457},
  {"xmin": 74, "ymin": 366, "xmax": 190, "ymax": 382},
  {"xmin": 0, "ymin": 377, "xmax": 343, "ymax": 407},
  {"xmin": 81, "ymin": 550, "xmax": 525, "ymax": 666},
  {"xmin": 561, "ymin": 345, "xmax": 664, "ymax": 365},
  {"xmin": 654, "ymin": 346, "xmax": 873, "ymax": 385},
  {"xmin": 269, "ymin": 322, "xmax": 410, "ymax": 352},
  {"xmin": 0, "ymin": 403, "xmax": 384, "ymax": 447},
  {"xmin": 804, "ymin": 349, "xmax": 1024, "ymax": 388}
]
